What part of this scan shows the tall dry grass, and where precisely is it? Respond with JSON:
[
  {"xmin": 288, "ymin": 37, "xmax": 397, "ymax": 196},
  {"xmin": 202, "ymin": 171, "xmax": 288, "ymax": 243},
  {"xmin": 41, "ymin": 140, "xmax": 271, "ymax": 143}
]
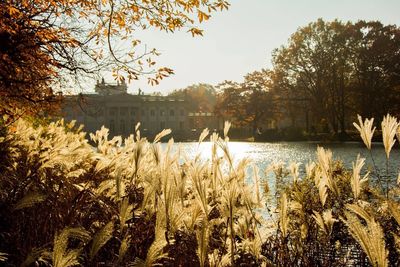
[
  {"xmin": 0, "ymin": 119, "xmax": 264, "ymax": 266},
  {"xmin": 0, "ymin": 115, "xmax": 400, "ymax": 266}
]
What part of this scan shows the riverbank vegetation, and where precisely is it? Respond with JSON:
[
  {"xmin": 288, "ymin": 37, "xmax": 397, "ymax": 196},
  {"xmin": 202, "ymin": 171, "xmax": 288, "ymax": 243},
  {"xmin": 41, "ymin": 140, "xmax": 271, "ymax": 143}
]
[
  {"xmin": 1, "ymin": 115, "xmax": 400, "ymax": 266},
  {"xmin": 215, "ymin": 20, "xmax": 400, "ymax": 138}
]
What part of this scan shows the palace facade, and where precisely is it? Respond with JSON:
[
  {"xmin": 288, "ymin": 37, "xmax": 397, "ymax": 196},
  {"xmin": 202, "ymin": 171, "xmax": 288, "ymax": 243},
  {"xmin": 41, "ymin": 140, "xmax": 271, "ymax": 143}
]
[{"xmin": 61, "ymin": 79, "xmax": 219, "ymax": 140}]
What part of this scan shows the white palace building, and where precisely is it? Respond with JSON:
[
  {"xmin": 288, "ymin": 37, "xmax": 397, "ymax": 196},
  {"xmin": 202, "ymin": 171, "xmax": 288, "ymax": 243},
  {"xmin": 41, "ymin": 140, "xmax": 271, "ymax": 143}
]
[{"xmin": 61, "ymin": 79, "xmax": 219, "ymax": 140}]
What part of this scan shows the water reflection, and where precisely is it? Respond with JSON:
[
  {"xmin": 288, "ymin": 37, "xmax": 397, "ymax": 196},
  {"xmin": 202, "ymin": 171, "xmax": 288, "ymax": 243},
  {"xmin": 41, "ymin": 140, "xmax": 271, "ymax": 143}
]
[
  {"xmin": 174, "ymin": 141, "xmax": 400, "ymax": 181},
  {"xmin": 167, "ymin": 141, "xmax": 400, "ymax": 221}
]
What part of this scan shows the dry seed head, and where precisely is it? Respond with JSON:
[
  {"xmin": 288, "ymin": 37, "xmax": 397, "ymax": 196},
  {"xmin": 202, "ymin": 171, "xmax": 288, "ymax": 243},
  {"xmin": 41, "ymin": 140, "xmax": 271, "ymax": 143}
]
[
  {"xmin": 381, "ymin": 114, "xmax": 398, "ymax": 159},
  {"xmin": 265, "ymin": 161, "xmax": 285, "ymax": 179},
  {"xmin": 52, "ymin": 227, "xmax": 90, "ymax": 267},
  {"xmin": 135, "ymin": 122, "xmax": 141, "ymax": 141},
  {"xmin": 316, "ymin": 146, "xmax": 332, "ymax": 177},
  {"xmin": 318, "ymin": 177, "xmax": 328, "ymax": 207},
  {"xmin": 351, "ymin": 154, "xmax": 368, "ymax": 200},
  {"xmin": 196, "ymin": 220, "xmax": 209, "ymax": 267},
  {"xmin": 223, "ymin": 121, "xmax": 231, "ymax": 139},
  {"xmin": 346, "ymin": 203, "xmax": 373, "ymax": 223},
  {"xmin": 342, "ymin": 210, "xmax": 388, "ymax": 267},
  {"xmin": 301, "ymin": 223, "xmax": 308, "ymax": 239},
  {"xmin": 396, "ymin": 126, "xmax": 400, "ymax": 144},
  {"xmin": 279, "ymin": 193, "xmax": 289, "ymax": 238},
  {"xmin": 305, "ymin": 161, "xmax": 316, "ymax": 179},
  {"xmin": 323, "ymin": 209, "xmax": 337, "ymax": 235},
  {"xmin": 198, "ymin": 128, "xmax": 209, "ymax": 145},
  {"xmin": 353, "ymin": 115, "xmax": 376, "ymax": 150},
  {"xmin": 289, "ymin": 162, "xmax": 301, "ymax": 183},
  {"xmin": 312, "ymin": 211, "xmax": 326, "ymax": 234},
  {"xmin": 90, "ymin": 221, "xmax": 114, "ymax": 260},
  {"xmin": 208, "ymin": 249, "xmax": 230, "ymax": 267},
  {"xmin": 153, "ymin": 128, "xmax": 171, "ymax": 143},
  {"xmin": 388, "ymin": 201, "xmax": 400, "ymax": 226}
]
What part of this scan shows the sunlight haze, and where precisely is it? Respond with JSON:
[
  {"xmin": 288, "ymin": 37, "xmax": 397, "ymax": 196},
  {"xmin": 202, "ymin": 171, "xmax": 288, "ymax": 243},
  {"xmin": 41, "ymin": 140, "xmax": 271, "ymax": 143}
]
[{"xmin": 127, "ymin": 0, "xmax": 400, "ymax": 94}]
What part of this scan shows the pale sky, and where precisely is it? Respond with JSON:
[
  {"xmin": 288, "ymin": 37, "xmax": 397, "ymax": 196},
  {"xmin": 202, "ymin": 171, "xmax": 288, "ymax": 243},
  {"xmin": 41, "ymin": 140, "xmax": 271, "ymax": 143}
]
[{"xmin": 109, "ymin": 0, "xmax": 400, "ymax": 95}]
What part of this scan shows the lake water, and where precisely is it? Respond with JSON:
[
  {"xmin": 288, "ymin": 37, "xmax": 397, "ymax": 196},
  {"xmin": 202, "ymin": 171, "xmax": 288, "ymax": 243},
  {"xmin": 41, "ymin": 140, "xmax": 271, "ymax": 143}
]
[
  {"xmin": 174, "ymin": 141, "xmax": 400, "ymax": 227},
  {"xmin": 176, "ymin": 141, "xmax": 400, "ymax": 183}
]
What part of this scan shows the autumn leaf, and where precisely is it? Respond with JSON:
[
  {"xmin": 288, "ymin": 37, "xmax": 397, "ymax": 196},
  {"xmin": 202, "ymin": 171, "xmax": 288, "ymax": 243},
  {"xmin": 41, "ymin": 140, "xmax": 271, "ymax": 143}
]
[
  {"xmin": 188, "ymin": 27, "xmax": 204, "ymax": 37},
  {"xmin": 197, "ymin": 10, "xmax": 210, "ymax": 23}
]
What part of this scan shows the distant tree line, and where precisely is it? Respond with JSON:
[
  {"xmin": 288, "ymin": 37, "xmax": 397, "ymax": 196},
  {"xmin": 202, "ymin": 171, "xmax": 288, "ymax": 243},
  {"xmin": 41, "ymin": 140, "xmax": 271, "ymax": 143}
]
[
  {"xmin": 214, "ymin": 70, "xmax": 275, "ymax": 134},
  {"xmin": 168, "ymin": 83, "xmax": 217, "ymax": 112},
  {"xmin": 214, "ymin": 19, "xmax": 400, "ymax": 137}
]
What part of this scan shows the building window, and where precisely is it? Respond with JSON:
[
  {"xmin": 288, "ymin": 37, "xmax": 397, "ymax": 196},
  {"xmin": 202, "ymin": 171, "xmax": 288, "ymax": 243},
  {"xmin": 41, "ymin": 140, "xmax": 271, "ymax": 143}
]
[
  {"xmin": 179, "ymin": 121, "xmax": 184, "ymax": 130},
  {"xmin": 160, "ymin": 109, "xmax": 165, "ymax": 116},
  {"xmin": 142, "ymin": 109, "xmax": 146, "ymax": 116},
  {"xmin": 170, "ymin": 109, "xmax": 175, "ymax": 116},
  {"xmin": 110, "ymin": 120, "xmax": 115, "ymax": 132},
  {"xmin": 131, "ymin": 108, "xmax": 136, "ymax": 117},
  {"xmin": 120, "ymin": 107, "xmax": 128, "ymax": 116},
  {"xmin": 180, "ymin": 109, "xmax": 185, "ymax": 116},
  {"xmin": 150, "ymin": 110, "xmax": 155, "ymax": 116},
  {"xmin": 120, "ymin": 120, "xmax": 125, "ymax": 133},
  {"xmin": 109, "ymin": 107, "xmax": 118, "ymax": 116}
]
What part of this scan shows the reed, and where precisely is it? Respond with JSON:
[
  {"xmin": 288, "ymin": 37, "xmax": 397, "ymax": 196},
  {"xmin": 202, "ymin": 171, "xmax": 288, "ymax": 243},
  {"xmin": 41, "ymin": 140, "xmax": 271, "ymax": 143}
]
[{"xmin": 1, "ymin": 115, "xmax": 400, "ymax": 266}]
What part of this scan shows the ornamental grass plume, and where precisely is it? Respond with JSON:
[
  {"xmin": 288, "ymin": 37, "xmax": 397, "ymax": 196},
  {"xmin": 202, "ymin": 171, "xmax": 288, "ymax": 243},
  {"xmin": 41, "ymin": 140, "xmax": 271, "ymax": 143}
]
[
  {"xmin": 353, "ymin": 115, "xmax": 376, "ymax": 150},
  {"xmin": 316, "ymin": 146, "xmax": 332, "ymax": 179},
  {"xmin": 381, "ymin": 114, "xmax": 398, "ymax": 159},
  {"xmin": 1, "ymin": 118, "xmax": 269, "ymax": 266},
  {"xmin": 279, "ymin": 193, "xmax": 289, "ymax": 238},
  {"xmin": 305, "ymin": 161, "xmax": 316, "ymax": 179},
  {"xmin": 351, "ymin": 155, "xmax": 369, "ymax": 200},
  {"xmin": 223, "ymin": 121, "xmax": 231, "ymax": 140},
  {"xmin": 89, "ymin": 221, "xmax": 114, "ymax": 261},
  {"xmin": 49, "ymin": 227, "xmax": 91, "ymax": 267},
  {"xmin": 196, "ymin": 218, "xmax": 209, "ymax": 267},
  {"xmin": 315, "ymin": 168, "xmax": 328, "ymax": 206},
  {"xmin": 288, "ymin": 162, "xmax": 300, "ymax": 183},
  {"xmin": 388, "ymin": 201, "xmax": 400, "ymax": 226},
  {"xmin": 198, "ymin": 128, "xmax": 209, "ymax": 145},
  {"xmin": 342, "ymin": 207, "xmax": 388, "ymax": 267},
  {"xmin": 0, "ymin": 253, "xmax": 7, "ymax": 263},
  {"xmin": 208, "ymin": 249, "xmax": 230, "ymax": 267},
  {"xmin": 221, "ymin": 181, "xmax": 240, "ymax": 266},
  {"xmin": 312, "ymin": 209, "xmax": 337, "ymax": 236},
  {"xmin": 397, "ymin": 125, "xmax": 400, "ymax": 144},
  {"xmin": 316, "ymin": 147, "xmax": 339, "ymax": 197},
  {"xmin": 133, "ymin": 211, "xmax": 169, "ymax": 267}
]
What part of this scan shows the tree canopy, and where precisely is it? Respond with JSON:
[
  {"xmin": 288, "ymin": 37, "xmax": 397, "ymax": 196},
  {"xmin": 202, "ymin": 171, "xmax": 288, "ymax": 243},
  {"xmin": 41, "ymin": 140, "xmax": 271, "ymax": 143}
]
[
  {"xmin": 214, "ymin": 19, "xmax": 400, "ymax": 137},
  {"xmin": 215, "ymin": 70, "xmax": 276, "ymax": 133},
  {"xmin": 0, "ymin": 0, "xmax": 230, "ymax": 119},
  {"xmin": 272, "ymin": 19, "xmax": 400, "ymax": 134},
  {"xmin": 168, "ymin": 83, "xmax": 217, "ymax": 112}
]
